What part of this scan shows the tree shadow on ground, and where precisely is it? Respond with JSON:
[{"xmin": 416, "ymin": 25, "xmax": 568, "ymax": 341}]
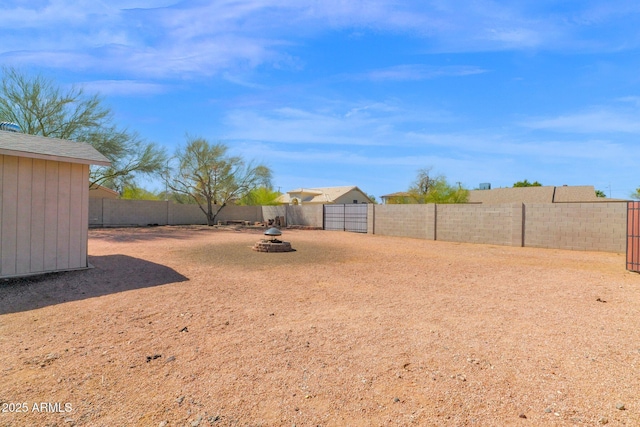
[{"xmin": 0, "ymin": 255, "xmax": 188, "ymax": 315}]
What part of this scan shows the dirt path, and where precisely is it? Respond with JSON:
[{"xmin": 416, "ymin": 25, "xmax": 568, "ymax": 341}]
[{"xmin": 1, "ymin": 226, "xmax": 639, "ymax": 426}]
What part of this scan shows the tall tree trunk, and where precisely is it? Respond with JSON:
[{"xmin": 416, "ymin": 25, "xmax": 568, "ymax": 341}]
[{"xmin": 207, "ymin": 198, "xmax": 214, "ymax": 226}]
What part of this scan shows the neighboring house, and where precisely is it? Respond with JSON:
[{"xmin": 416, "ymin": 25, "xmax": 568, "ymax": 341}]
[
  {"xmin": 468, "ymin": 185, "xmax": 616, "ymax": 204},
  {"xmin": 380, "ymin": 185, "xmax": 619, "ymax": 205},
  {"xmin": 89, "ymin": 184, "xmax": 120, "ymax": 199},
  {"xmin": 380, "ymin": 191, "xmax": 413, "ymax": 204},
  {"xmin": 277, "ymin": 186, "xmax": 373, "ymax": 205},
  {"xmin": 0, "ymin": 128, "xmax": 110, "ymax": 278}
]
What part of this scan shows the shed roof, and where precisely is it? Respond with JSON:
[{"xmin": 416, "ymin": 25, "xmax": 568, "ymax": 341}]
[{"xmin": 0, "ymin": 130, "xmax": 110, "ymax": 166}]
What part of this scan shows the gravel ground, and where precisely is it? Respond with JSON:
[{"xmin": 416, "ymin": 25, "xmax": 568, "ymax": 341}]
[{"xmin": 1, "ymin": 225, "xmax": 639, "ymax": 427}]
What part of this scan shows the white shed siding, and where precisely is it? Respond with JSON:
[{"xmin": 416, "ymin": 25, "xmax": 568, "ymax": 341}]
[
  {"xmin": 56, "ymin": 162, "xmax": 71, "ymax": 270},
  {"xmin": 1, "ymin": 155, "xmax": 18, "ymax": 275},
  {"xmin": 0, "ymin": 154, "xmax": 90, "ymax": 278},
  {"xmin": 44, "ymin": 160, "xmax": 59, "ymax": 271},
  {"xmin": 16, "ymin": 157, "xmax": 33, "ymax": 273},
  {"xmin": 30, "ymin": 159, "xmax": 47, "ymax": 272}
]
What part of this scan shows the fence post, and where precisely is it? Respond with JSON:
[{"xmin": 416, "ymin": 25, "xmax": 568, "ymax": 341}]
[{"xmin": 343, "ymin": 204, "xmax": 346, "ymax": 231}]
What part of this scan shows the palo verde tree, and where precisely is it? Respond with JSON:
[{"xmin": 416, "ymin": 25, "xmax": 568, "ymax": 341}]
[
  {"xmin": 0, "ymin": 67, "xmax": 166, "ymax": 191},
  {"xmin": 166, "ymin": 137, "xmax": 272, "ymax": 225},
  {"xmin": 408, "ymin": 168, "xmax": 469, "ymax": 204},
  {"xmin": 236, "ymin": 186, "xmax": 282, "ymax": 206}
]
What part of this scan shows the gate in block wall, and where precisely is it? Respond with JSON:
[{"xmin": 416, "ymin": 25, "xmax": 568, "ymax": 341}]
[
  {"xmin": 627, "ymin": 201, "xmax": 640, "ymax": 272},
  {"xmin": 323, "ymin": 204, "xmax": 368, "ymax": 233}
]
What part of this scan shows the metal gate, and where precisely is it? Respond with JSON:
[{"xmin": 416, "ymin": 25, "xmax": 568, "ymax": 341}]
[
  {"xmin": 323, "ymin": 204, "xmax": 368, "ymax": 233},
  {"xmin": 627, "ymin": 201, "xmax": 640, "ymax": 272}
]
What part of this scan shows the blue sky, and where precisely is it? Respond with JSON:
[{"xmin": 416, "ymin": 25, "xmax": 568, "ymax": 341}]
[{"xmin": 2, "ymin": 1, "xmax": 640, "ymax": 199}]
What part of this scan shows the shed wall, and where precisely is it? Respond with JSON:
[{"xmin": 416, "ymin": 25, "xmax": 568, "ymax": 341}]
[{"xmin": 0, "ymin": 154, "xmax": 90, "ymax": 278}]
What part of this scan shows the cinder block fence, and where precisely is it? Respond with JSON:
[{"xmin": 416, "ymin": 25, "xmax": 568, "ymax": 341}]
[
  {"xmin": 369, "ymin": 202, "xmax": 627, "ymax": 253},
  {"xmin": 89, "ymin": 199, "xmax": 628, "ymax": 253}
]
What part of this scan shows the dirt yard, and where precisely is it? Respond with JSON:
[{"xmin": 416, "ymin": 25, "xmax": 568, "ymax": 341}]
[{"xmin": 1, "ymin": 226, "xmax": 639, "ymax": 426}]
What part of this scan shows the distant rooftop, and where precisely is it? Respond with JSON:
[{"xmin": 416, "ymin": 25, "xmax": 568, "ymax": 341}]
[{"xmin": 468, "ymin": 185, "xmax": 623, "ymax": 204}]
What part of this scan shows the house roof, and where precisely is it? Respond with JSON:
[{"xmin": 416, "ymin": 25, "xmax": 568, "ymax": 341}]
[
  {"xmin": 89, "ymin": 184, "xmax": 120, "ymax": 198},
  {"xmin": 552, "ymin": 185, "xmax": 603, "ymax": 202},
  {"xmin": 380, "ymin": 191, "xmax": 411, "ymax": 198},
  {"xmin": 468, "ymin": 185, "xmax": 608, "ymax": 204},
  {"xmin": 286, "ymin": 188, "xmax": 324, "ymax": 196},
  {"xmin": 0, "ymin": 130, "xmax": 111, "ymax": 166},
  {"xmin": 278, "ymin": 186, "xmax": 372, "ymax": 204}
]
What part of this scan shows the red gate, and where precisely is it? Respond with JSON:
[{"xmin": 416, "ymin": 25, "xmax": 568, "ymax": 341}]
[{"xmin": 627, "ymin": 201, "xmax": 640, "ymax": 272}]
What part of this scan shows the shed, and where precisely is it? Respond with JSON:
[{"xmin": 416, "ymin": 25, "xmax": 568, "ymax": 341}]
[{"xmin": 0, "ymin": 129, "xmax": 110, "ymax": 278}]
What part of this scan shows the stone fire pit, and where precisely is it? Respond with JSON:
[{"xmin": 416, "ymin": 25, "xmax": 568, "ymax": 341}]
[{"xmin": 252, "ymin": 227, "xmax": 293, "ymax": 252}]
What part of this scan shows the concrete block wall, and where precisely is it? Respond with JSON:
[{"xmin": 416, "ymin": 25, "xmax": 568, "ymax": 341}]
[
  {"xmin": 88, "ymin": 198, "xmax": 104, "ymax": 226},
  {"xmin": 89, "ymin": 199, "xmax": 320, "ymax": 228},
  {"xmin": 87, "ymin": 199, "xmax": 628, "ymax": 253},
  {"xmin": 89, "ymin": 199, "xmax": 263, "ymax": 227},
  {"xmin": 371, "ymin": 201, "xmax": 625, "ymax": 252},
  {"xmin": 101, "ymin": 199, "xmax": 169, "ymax": 226},
  {"xmin": 168, "ymin": 203, "xmax": 206, "ymax": 225},
  {"xmin": 215, "ymin": 205, "xmax": 262, "ymax": 224},
  {"xmin": 371, "ymin": 204, "xmax": 435, "ymax": 239},
  {"xmin": 524, "ymin": 202, "xmax": 627, "ymax": 252},
  {"xmin": 435, "ymin": 203, "xmax": 522, "ymax": 246},
  {"xmin": 286, "ymin": 205, "xmax": 323, "ymax": 227},
  {"xmin": 262, "ymin": 206, "xmax": 287, "ymax": 225}
]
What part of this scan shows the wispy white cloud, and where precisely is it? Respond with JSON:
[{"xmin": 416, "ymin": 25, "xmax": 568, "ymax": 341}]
[
  {"xmin": 522, "ymin": 108, "xmax": 640, "ymax": 133},
  {"xmin": 223, "ymin": 107, "xmax": 390, "ymax": 146},
  {"xmin": 222, "ymin": 101, "xmax": 458, "ymax": 146},
  {"xmin": 2, "ymin": 0, "xmax": 639, "ymax": 79},
  {"xmin": 353, "ymin": 64, "xmax": 488, "ymax": 82},
  {"xmin": 616, "ymin": 96, "xmax": 640, "ymax": 107},
  {"xmin": 222, "ymin": 103, "xmax": 629, "ymax": 165},
  {"xmin": 79, "ymin": 79, "xmax": 168, "ymax": 96}
]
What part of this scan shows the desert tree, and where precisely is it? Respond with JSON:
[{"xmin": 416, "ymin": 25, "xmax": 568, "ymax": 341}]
[
  {"xmin": 236, "ymin": 186, "xmax": 282, "ymax": 206},
  {"xmin": 632, "ymin": 187, "xmax": 640, "ymax": 200},
  {"xmin": 408, "ymin": 168, "xmax": 469, "ymax": 204},
  {"xmin": 0, "ymin": 66, "xmax": 166, "ymax": 190},
  {"xmin": 120, "ymin": 184, "xmax": 162, "ymax": 200},
  {"xmin": 513, "ymin": 179, "xmax": 542, "ymax": 187},
  {"xmin": 165, "ymin": 137, "xmax": 272, "ymax": 225}
]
